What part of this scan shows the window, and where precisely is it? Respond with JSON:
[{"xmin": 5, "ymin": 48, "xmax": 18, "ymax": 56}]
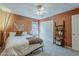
[{"xmin": 32, "ymin": 21, "xmax": 38, "ymax": 37}]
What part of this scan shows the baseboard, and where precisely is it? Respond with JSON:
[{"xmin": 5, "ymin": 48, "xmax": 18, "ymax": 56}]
[{"xmin": 64, "ymin": 45, "xmax": 72, "ymax": 48}]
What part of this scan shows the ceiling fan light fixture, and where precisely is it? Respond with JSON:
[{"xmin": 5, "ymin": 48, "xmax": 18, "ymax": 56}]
[{"xmin": 34, "ymin": 4, "xmax": 48, "ymax": 16}]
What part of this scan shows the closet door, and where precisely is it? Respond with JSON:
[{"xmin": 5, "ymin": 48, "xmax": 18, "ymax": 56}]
[{"xmin": 72, "ymin": 14, "xmax": 79, "ymax": 51}]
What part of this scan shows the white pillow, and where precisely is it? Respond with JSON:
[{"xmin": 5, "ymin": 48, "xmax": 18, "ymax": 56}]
[
  {"xmin": 9, "ymin": 32, "xmax": 16, "ymax": 36},
  {"xmin": 22, "ymin": 32, "xmax": 27, "ymax": 36}
]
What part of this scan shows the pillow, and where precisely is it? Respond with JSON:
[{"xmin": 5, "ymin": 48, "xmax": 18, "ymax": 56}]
[
  {"xmin": 28, "ymin": 38, "xmax": 43, "ymax": 45},
  {"xmin": 27, "ymin": 32, "xmax": 32, "ymax": 35},
  {"xmin": 22, "ymin": 32, "xmax": 27, "ymax": 36},
  {"xmin": 9, "ymin": 32, "xmax": 16, "ymax": 36},
  {"xmin": 15, "ymin": 31, "xmax": 23, "ymax": 36}
]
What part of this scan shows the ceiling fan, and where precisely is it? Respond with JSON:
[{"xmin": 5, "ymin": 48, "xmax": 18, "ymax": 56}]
[{"xmin": 33, "ymin": 4, "xmax": 48, "ymax": 16}]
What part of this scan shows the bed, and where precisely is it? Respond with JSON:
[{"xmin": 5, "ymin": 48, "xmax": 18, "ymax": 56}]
[{"xmin": 0, "ymin": 32, "xmax": 43, "ymax": 56}]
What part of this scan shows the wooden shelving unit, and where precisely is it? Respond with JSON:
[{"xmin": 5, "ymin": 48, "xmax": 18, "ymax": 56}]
[{"xmin": 53, "ymin": 21, "xmax": 65, "ymax": 47}]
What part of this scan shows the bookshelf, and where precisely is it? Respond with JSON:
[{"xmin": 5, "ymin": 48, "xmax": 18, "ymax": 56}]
[{"xmin": 53, "ymin": 21, "xmax": 65, "ymax": 47}]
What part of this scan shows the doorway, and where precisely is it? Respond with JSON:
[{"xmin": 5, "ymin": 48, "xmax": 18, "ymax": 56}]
[
  {"xmin": 40, "ymin": 20, "xmax": 53, "ymax": 42},
  {"xmin": 72, "ymin": 14, "xmax": 79, "ymax": 51}
]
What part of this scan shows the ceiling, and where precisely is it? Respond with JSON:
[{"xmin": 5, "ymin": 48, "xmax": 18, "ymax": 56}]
[{"xmin": 0, "ymin": 3, "xmax": 79, "ymax": 19}]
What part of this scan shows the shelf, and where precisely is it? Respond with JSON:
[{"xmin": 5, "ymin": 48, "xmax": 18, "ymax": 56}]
[{"xmin": 53, "ymin": 21, "xmax": 65, "ymax": 46}]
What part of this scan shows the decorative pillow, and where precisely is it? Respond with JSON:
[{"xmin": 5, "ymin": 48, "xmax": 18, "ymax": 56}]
[{"xmin": 15, "ymin": 31, "xmax": 23, "ymax": 36}]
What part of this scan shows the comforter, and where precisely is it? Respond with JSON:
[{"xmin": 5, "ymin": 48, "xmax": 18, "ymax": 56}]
[
  {"xmin": 1, "ymin": 43, "xmax": 43, "ymax": 56},
  {"xmin": 0, "ymin": 35, "xmax": 43, "ymax": 56}
]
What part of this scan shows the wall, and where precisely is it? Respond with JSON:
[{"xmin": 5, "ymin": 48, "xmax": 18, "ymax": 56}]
[
  {"xmin": 52, "ymin": 8, "xmax": 79, "ymax": 47},
  {"xmin": 0, "ymin": 11, "xmax": 32, "ymax": 32},
  {"xmin": 0, "ymin": 10, "xmax": 33, "ymax": 47},
  {"xmin": 40, "ymin": 8, "xmax": 79, "ymax": 47},
  {"xmin": 6, "ymin": 14, "xmax": 32, "ymax": 32}
]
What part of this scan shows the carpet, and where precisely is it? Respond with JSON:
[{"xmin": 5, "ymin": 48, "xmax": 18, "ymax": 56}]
[{"xmin": 36, "ymin": 52, "xmax": 50, "ymax": 56}]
